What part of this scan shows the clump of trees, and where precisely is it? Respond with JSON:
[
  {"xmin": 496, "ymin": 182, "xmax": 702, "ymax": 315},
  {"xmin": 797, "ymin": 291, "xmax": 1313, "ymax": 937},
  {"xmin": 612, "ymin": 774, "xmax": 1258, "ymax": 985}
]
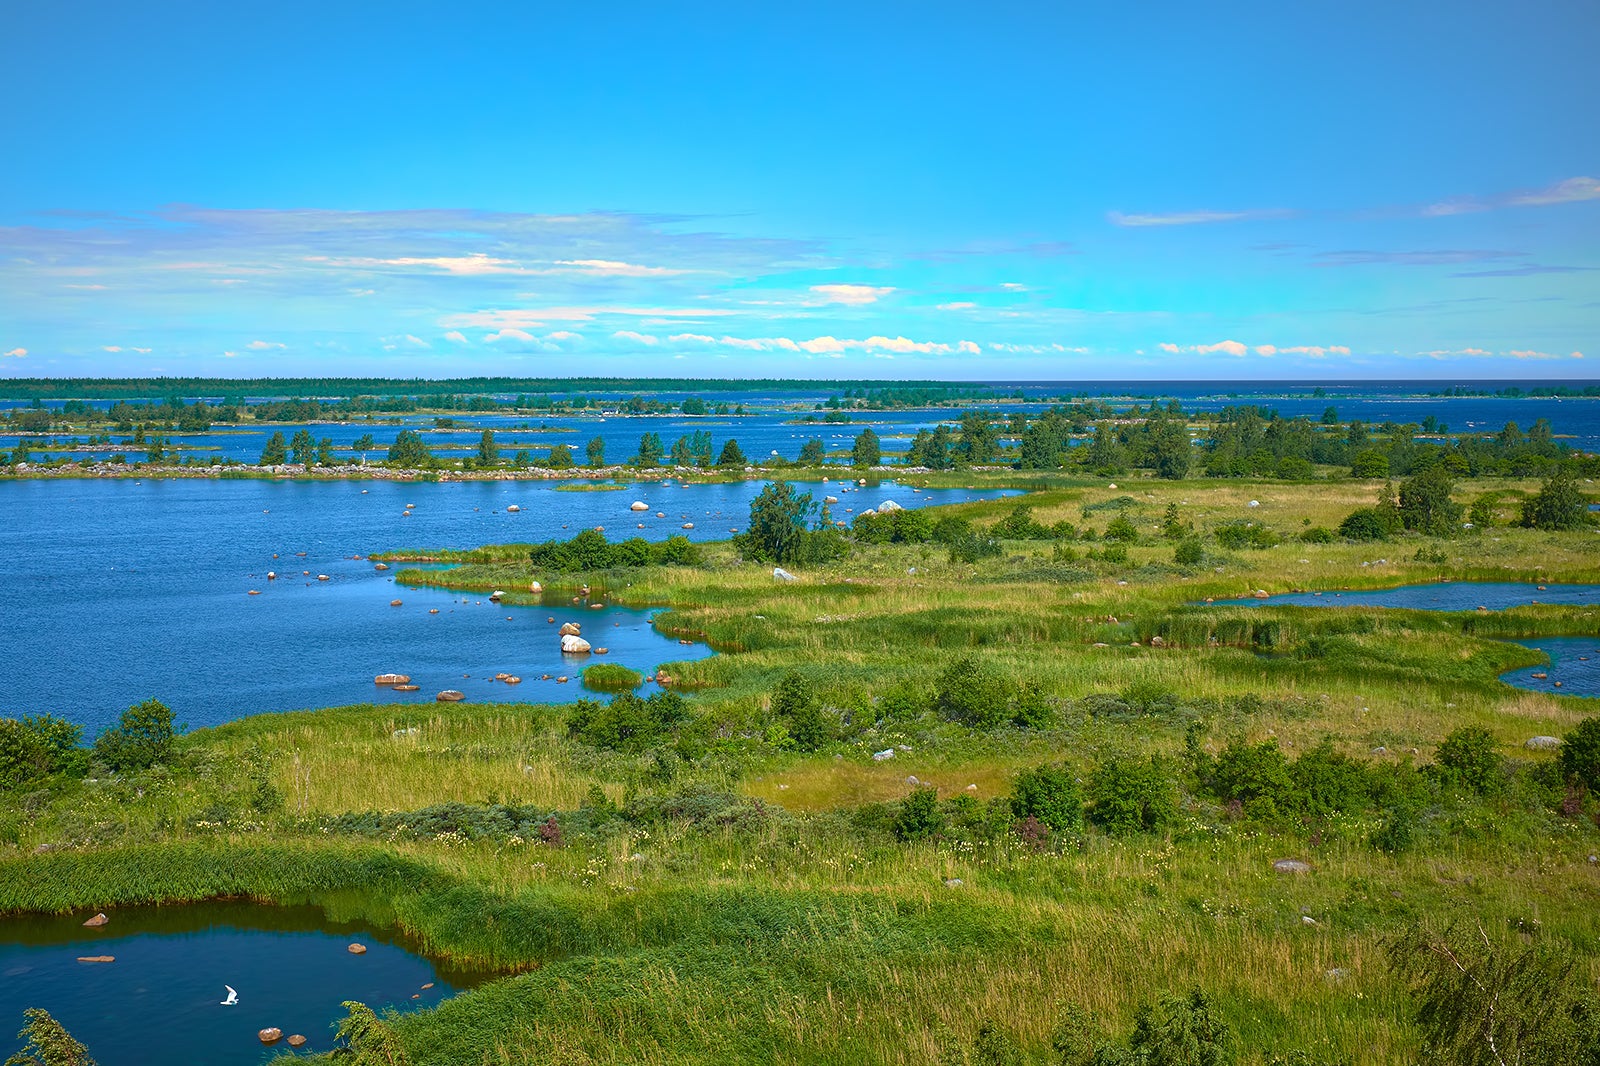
[
  {"xmin": 733, "ymin": 482, "xmax": 847, "ymax": 567},
  {"xmin": 526, "ymin": 530, "xmax": 698, "ymax": 573}
]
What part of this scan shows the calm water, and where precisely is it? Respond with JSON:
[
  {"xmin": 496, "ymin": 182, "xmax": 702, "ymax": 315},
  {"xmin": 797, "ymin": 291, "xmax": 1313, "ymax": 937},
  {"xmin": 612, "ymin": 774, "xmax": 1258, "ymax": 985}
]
[
  {"xmin": 0, "ymin": 477, "xmax": 1010, "ymax": 735},
  {"xmin": 1220, "ymin": 582, "xmax": 1600, "ymax": 611},
  {"xmin": 1501, "ymin": 637, "xmax": 1600, "ymax": 698},
  {"xmin": 0, "ymin": 902, "xmax": 489, "ymax": 1065}
]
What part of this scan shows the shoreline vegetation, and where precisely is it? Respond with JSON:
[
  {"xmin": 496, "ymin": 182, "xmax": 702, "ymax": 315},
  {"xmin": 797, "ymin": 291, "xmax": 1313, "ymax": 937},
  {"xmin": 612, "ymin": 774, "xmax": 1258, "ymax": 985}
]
[{"xmin": 4, "ymin": 382, "xmax": 1600, "ymax": 1063}]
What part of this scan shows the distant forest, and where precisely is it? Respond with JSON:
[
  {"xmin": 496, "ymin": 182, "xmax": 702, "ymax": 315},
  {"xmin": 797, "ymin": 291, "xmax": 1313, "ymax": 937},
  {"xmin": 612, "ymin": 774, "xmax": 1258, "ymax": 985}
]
[{"xmin": 0, "ymin": 376, "xmax": 979, "ymax": 401}]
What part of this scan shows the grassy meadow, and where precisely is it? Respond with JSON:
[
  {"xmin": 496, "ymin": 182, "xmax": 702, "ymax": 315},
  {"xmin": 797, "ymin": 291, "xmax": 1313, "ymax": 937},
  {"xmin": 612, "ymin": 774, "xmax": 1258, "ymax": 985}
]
[{"xmin": 3, "ymin": 470, "xmax": 1598, "ymax": 1064}]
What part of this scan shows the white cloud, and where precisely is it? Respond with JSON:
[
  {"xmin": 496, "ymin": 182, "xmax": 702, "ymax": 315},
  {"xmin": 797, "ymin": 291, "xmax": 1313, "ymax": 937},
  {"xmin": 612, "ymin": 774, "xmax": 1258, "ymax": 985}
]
[
  {"xmin": 404, "ymin": 334, "xmax": 430, "ymax": 348},
  {"xmin": 1000, "ymin": 282, "xmax": 1028, "ymax": 291},
  {"xmin": 246, "ymin": 339, "xmax": 285, "ymax": 350},
  {"xmin": 612, "ymin": 330, "xmax": 659, "ymax": 346},
  {"xmin": 484, "ymin": 328, "xmax": 536, "ymax": 343},
  {"xmin": 103, "ymin": 345, "xmax": 123, "ymax": 352},
  {"xmin": 667, "ymin": 333, "xmax": 718, "ymax": 344},
  {"xmin": 937, "ymin": 301, "xmax": 977, "ymax": 311},
  {"xmin": 1195, "ymin": 340, "xmax": 1249, "ymax": 357},
  {"xmin": 1108, "ymin": 208, "xmax": 1292, "ymax": 227},
  {"xmin": 552, "ymin": 258, "xmax": 686, "ymax": 277},
  {"xmin": 545, "ymin": 331, "xmax": 582, "ymax": 342},
  {"xmin": 1158, "ymin": 343, "xmax": 1181, "ymax": 354},
  {"xmin": 808, "ymin": 284, "xmax": 894, "ymax": 306},
  {"xmin": 2, "ymin": 347, "xmax": 25, "ymax": 358},
  {"xmin": 988, "ymin": 343, "xmax": 1091, "ymax": 355},
  {"xmin": 442, "ymin": 306, "xmax": 738, "ymax": 330},
  {"xmin": 444, "ymin": 330, "xmax": 469, "ymax": 344}
]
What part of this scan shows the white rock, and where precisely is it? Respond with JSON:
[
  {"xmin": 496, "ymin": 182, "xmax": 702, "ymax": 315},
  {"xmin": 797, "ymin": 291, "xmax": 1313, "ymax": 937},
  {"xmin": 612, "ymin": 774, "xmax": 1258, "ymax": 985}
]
[
  {"xmin": 1248, "ymin": 500, "xmax": 1260, "ymax": 507},
  {"xmin": 1525, "ymin": 736, "xmax": 1562, "ymax": 751},
  {"xmin": 872, "ymin": 749, "xmax": 895, "ymax": 761},
  {"xmin": 560, "ymin": 634, "xmax": 592, "ymax": 654},
  {"xmin": 773, "ymin": 567, "xmax": 796, "ymax": 582},
  {"xmin": 630, "ymin": 501, "xmax": 649, "ymax": 511},
  {"xmin": 878, "ymin": 499, "xmax": 903, "ymax": 512}
]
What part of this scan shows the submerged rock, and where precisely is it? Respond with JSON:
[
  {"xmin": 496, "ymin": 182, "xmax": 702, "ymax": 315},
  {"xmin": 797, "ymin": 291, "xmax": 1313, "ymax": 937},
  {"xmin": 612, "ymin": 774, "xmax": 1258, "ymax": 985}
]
[
  {"xmin": 82, "ymin": 913, "xmax": 109, "ymax": 927},
  {"xmin": 436, "ymin": 690, "xmax": 465, "ymax": 702},
  {"xmin": 287, "ymin": 1035, "xmax": 307, "ymax": 1048},
  {"xmin": 258, "ymin": 1028, "xmax": 283, "ymax": 1045},
  {"xmin": 374, "ymin": 673, "xmax": 410, "ymax": 685},
  {"xmin": 347, "ymin": 943, "xmax": 367, "ymax": 954}
]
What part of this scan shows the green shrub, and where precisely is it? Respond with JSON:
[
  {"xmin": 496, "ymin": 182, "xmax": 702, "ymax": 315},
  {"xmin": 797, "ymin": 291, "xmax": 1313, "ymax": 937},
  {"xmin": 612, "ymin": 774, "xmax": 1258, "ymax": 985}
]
[
  {"xmin": 771, "ymin": 670, "xmax": 829, "ymax": 752},
  {"xmin": 1174, "ymin": 538, "xmax": 1204, "ymax": 566},
  {"xmin": 936, "ymin": 656, "xmax": 1012, "ymax": 729},
  {"xmin": 528, "ymin": 530, "xmax": 699, "ymax": 573},
  {"xmin": 1338, "ymin": 507, "xmax": 1394, "ymax": 541},
  {"xmin": 1088, "ymin": 756, "xmax": 1177, "ymax": 835},
  {"xmin": 92, "ymin": 699, "xmax": 174, "ymax": 774},
  {"xmin": 1520, "ymin": 468, "xmax": 1590, "ymax": 531},
  {"xmin": 1214, "ymin": 522, "xmax": 1279, "ymax": 549},
  {"xmin": 1559, "ymin": 717, "xmax": 1600, "ymax": 791},
  {"xmin": 1011, "ymin": 765, "xmax": 1082, "ymax": 831},
  {"xmin": 1104, "ymin": 515, "xmax": 1140, "ymax": 543},
  {"xmin": 1299, "ymin": 526, "xmax": 1336, "ymax": 543},
  {"xmin": 893, "ymin": 786, "xmax": 944, "ymax": 841},
  {"xmin": 1435, "ymin": 726, "xmax": 1503, "ymax": 794},
  {"xmin": 580, "ymin": 664, "xmax": 644, "ymax": 693},
  {"xmin": 1211, "ymin": 739, "xmax": 1296, "ymax": 818},
  {"xmin": 1290, "ymin": 740, "xmax": 1375, "ymax": 816},
  {"xmin": 568, "ymin": 691, "xmax": 689, "ymax": 751}
]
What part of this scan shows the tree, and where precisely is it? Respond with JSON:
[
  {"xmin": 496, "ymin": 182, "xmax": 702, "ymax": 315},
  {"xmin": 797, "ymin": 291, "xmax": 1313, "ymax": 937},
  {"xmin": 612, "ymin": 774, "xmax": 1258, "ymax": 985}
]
[
  {"xmin": 586, "ymin": 436, "xmax": 605, "ymax": 467},
  {"xmin": 290, "ymin": 428, "xmax": 316, "ymax": 466},
  {"xmin": 1351, "ymin": 449, "xmax": 1390, "ymax": 478},
  {"xmin": 1086, "ymin": 424, "xmax": 1126, "ymax": 474},
  {"xmin": 733, "ymin": 481, "xmax": 843, "ymax": 566},
  {"xmin": 476, "ymin": 429, "xmax": 499, "ymax": 465},
  {"xmin": 259, "ymin": 430, "xmax": 288, "ymax": 466},
  {"xmin": 893, "ymin": 786, "xmax": 944, "ymax": 841},
  {"xmin": 6, "ymin": 1007, "xmax": 98, "ymax": 1066},
  {"xmin": 387, "ymin": 430, "xmax": 431, "ymax": 467},
  {"xmin": 546, "ymin": 443, "xmax": 574, "ymax": 469},
  {"xmin": 92, "ymin": 698, "xmax": 175, "ymax": 774},
  {"xmin": 1150, "ymin": 420, "xmax": 1191, "ymax": 479},
  {"xmin": 681, "ymin": 397, "xmax": 707, "ymax": 415},
  {"xmin": 316, "ymin": 436, "xmax": 334, "ymax": 466},
  {"xmin": 1435, "ymin": 727, "xmax": 1503, "ymax": 794},
  {"xmin": 634, "ymin": 432, "xmax": 664, "ymax": 467},
  {"xmin": 1011, "ymin": 765, "xmax": 1082, "ymax": 831},
  {"xmin": 1399, "ymin": 464, "xmax": 1463, "ymax": 535},
  {"xmin": 956, "ymin": 410, "xmax": 998, "ymax": 464},
  {"xmin": 851, "ymin": 428, "xmax": 881, "ymax": 467},
  {"xmin": 935, "ymin": 656, "xmax": 1011, "ymax": 729},
  {"xmin": 798, "ymin": 438, "xmax": 826, "ymax": 465},
  {"xmin": 1520, "ymin": 468, "xmax": 1589, "ymax": 531},
  {"xmin": 771, "ymin": 670, "xmax": 827, "ymax": 752},
  {"xmin": 1087, "ymin": 755, "xmax": 1177, "ymax": 835},
  {"xmin": 717, "ymin": 439, "xmax": 748, "ymax": 468},
  {"xmin": 1387, "ymin": 922, "xmax": 1600, "ymax": 1066}
]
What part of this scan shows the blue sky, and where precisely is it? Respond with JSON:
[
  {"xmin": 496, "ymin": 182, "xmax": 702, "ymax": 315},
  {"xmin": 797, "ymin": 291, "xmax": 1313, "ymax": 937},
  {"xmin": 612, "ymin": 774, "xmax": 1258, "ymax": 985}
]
[{"xmin": 1, "ymin": 1, "xmax": 1595, "ymax": 380}]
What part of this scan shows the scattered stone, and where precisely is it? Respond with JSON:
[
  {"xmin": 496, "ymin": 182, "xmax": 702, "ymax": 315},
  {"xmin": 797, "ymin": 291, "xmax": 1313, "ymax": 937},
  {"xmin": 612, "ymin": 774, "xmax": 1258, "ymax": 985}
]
[
  {"xmin": 773, "ymin": 567, "xmax": 796, "ymax": 582},
  {"xmin": 1371, "ymin": 746, "xmax": 1388, "ymax": 755},
  {"xmin": 1247, "ymin": 500, "xmax": 1260, "ymax": 508},
  {"xmin": 944, "ymin": 878, "xmax": 963, "ymax": 888},
  {"xmin": 436, "ymin": 690, "xmax": 465, "ymax": 702},
  {"xmin": 317, "ymin": 574, "xmax": 329, "ymax": 581},
  {"xmin": 630, "ymin": 501, "xmax": 650, "ymax": 511},
  {"xmin": 824, "ymin": 496, "xmax": 839, "ymax": 504},
  {"xmin": 259, "ymin": 1028, "xmax": 283, "ymax": 1045},
  {"xmin": 489, "ymin": 590, "xmax": 504, "ymax": 601},
  {"xmin": 374, "ymin": 563, "xmax": 389, "ymax": 570},
  {"xmin": 392, "ymin": 684, "xmax": 419, "ymax": 692},
  {"xmin": 82, "ymin": 913, "xmax": 109, "ymax": 927},
  {"xmin": 347, "ymin": 943, "xmax": 367, "ymax": 954},
  {"xmin": 390, "ymin": 599, "xmax": 403, "ymax": 607},
  {"xmin": 556, "ymin": 676, "xmax": 569, "ymax": 683},
  {"xmin": 1273, "ymin": 859, "xmax": 1312, "ymax": 874},
  {"xmin": 287, "ymin": 1035, "xmax": 307, "ymax": 1048},
  {"xmin": 506, "ymin": 505, "xmax": 520, "ymax": 513},
  {"xmin": 906, "ymin": 775, "xmax": 921, "ymax": 785},
  {"xmin": 421, "ymin": 982, "xmax": 434, "ymax": 990},
  {"xmin": 595, "ymin": 647, "xmax": 608, "ymax": 654},
  {"xmin": 878, "ymin": 499, "xmax": 903, "ymax": 512},
  {"xmin": 1253, "ymin": 589, "xmax": 1269, "ymax": 599},
  {"xmin": 529, "ymin": 581, "xmax": 542, "ymax": 593},
  {"xmin": 682, "ymin": 522, "xmax": 694, "ymax": 529},
  {"xmin": 76, "ymin": 955, "xmax": 115, "ymax": 963},
  {"xmin": 247, "ymin": 589, "xmax": 260, "ymax": 596},
  {"xmin": 872, "ymin": 749, "xmax": 895, "ymax": 761},
  {"xmin": 1149, "ymin": 635, "xmax": 1165, "ymax": 647},
  {"xmin": 1526, "ymin": 736, "xmax": 1562, "ymax": 750},
  {"xmin": 559, "ymin": 622, "xmax": 582, "ymax": 636},
  {"xmin": 266, "ymin": 571, "xmax": 276, "ymax": 580},
  {"xmin": 1301, "ymin": 915, "xmax": 1318, "ymax": 925},
  {"xmin": 561, "ymin": 634, "xmax": 592, "ymax": 654},
  {"xmin": 374, "ymin": 673, "xmax": 411, "ymax": 685},
  {"xmin": 965, "ymin": 784, "xmax": 978, "ymax": 791},
  {"xmin": 429, "ymin": 608, "xmax": 439, "ymax": 614}
]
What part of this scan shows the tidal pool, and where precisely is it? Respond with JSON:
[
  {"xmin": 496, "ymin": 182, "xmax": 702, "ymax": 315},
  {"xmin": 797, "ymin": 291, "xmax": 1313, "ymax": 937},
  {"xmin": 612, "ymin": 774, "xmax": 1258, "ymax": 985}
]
[
  {"xmin": 1500, "ymin": 636, "xmax": 1600, "ymax": 699},
  {"xmin": 0, "ymin": 901, "xmax": 491, "ymax": 1065},
  {"xmin": 1219, "ymin": 582, "xmax": 1600, "ymax": 611}
]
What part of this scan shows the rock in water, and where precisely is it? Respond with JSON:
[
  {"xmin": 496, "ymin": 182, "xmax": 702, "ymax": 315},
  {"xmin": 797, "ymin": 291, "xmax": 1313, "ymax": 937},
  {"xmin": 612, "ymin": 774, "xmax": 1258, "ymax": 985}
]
[
  {"xmin": 374, "ymin": 673, "xmax": 410, "ymax": 685},
  {"xmin": 435, "ymin": 690, "xmax": 465, "ymax": 702},
  {"xmin": 259, "ymin": 1028, "xmax": 283, "ymax": 1044},
  {"xmin": 347, "ymin": 943, "xmax": 367, "ymax": 954},
  {"xmin": 76, "ymin": 955, "xmax": 115, "ymax": 963},
  {"xmin": 81, "ymin": 912, "xmax": 109, "ymax": 927},
  {"xmin": 559, "ymin": 621, "xmax": 582, "ymax": 636},
  {"xmin": 630, "ymin": 501, "xmax": 650, "ymax": 511},
  {"xmin": 561, "ymin": 634, "xmax": 592, "ymax": 654},
  {"xmin": 287, "ymin": 1035, "xmax": 307, "ymax": 1048},
  {"xmin": 877, "ymin": 499, "xmax": 902, "ymax": 512}
]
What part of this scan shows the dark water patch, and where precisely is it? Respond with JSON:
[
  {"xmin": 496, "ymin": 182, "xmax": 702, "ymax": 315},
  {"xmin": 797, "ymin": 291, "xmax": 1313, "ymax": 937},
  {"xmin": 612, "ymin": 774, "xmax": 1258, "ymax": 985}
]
[
  {"xmin": 1500, "ymin": 637, "xmax": 1600, "ymax": 698},
  {"xmin": 0, "ymin": 900, "xmax": 494, "ymax": 1065},
  {"xmin": 1218, "ymin": 582, "xmax": 1600, "ymax": 612}
]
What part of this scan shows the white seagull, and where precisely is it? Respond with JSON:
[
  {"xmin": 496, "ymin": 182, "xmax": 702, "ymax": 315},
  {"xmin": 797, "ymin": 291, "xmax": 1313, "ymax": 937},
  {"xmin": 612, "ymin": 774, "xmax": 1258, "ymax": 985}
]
[{"xmin": 220, "ymin": 985, "xmax": 238, "ymax": 1006}]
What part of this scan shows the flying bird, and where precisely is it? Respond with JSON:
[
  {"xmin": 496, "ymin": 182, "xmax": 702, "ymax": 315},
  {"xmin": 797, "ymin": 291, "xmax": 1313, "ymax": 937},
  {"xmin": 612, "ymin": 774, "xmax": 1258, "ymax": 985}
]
[{"xmin": 221, "ymin": 985, "xmax": 238, "ymax": 1006}]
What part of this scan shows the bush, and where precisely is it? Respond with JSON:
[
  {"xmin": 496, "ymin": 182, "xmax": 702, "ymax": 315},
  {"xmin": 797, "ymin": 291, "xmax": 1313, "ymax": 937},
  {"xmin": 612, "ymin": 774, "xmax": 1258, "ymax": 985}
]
[
  {"xmin": 568, "ymin": 691, "xmax": 689, "ymax": 750},
  {"xmin": 1351, "ymin": 449, "xmax": 1390, "ymax": 478},
  {"xmin": 1214, "ymin": 521, "xmax": 1279, "ymax": 550},
  {"xmin": 1435, "ymin": 726, "xmax": 1503, "ymax": 794},
  {"xmin": 1290, "ymin": 741, "xmax": 1375, "ymax": 816},
  {"xmin": 935, "ymin": 656, "xmax": 1012, "ymax": 729},
  {"xmin": 1398, "ymin": 464, "xmax": 1463, "ymax": 535},
  {"xmin": 893, "ymin": 786, "xmax": 944, "ymax": 841},
  {"xmin": 1299, "ymin": 526, "xmax": 1336, "ymax": 544},
  {"xmin": 771, "ymin": 670, "xmax": 829, "ymax": 752},
  {"xmin": 1338, "ymin": 507, "xmax": 1393, "ymax": 541},
  {"xmin": 991, "ymin": 504, "xmax": 1052, "ymax": 540},
  {"xmin": 1104, "ymin": 515, "xmax": 1140, "ymax": 543},
  {"xmin": 93, "ymin": 699, "xmax": 174, "ymax": 774},
  {"xmin": 580, "ymin": 664, "xmax": 644, "ymax": 693},
  {"xmin": 528, "ymin": 531, "xmax": 699, "ymax": 573},
  {"xmin": 1520, "ymin": 468, "xmax": 1590, "ymax": 531},
  {"xmin": 1559, "ymin": 717, "xmax": 1600, "ymax": 791},
  {"xmin": 1011, "ymin": 765, "xmax": 1081, "ymax": 831},
  {"xmin": 1087, "ymin": 755, "xmax": 1177, "ymax": 835},
  {"xmin": 1211, "ymin": 739, "xmax": 1297, "ymax": 818},
  {"xmin": 0, "ymin": 714, "xmax": 83, "ymax": 789},
  {"xmin": 1174, "ymin": 538, "xmax": 1204, "ymax": 566}
]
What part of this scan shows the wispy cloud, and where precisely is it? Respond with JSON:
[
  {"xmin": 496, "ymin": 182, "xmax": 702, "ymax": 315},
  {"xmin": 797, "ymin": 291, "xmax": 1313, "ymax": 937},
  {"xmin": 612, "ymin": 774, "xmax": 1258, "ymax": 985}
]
[
  {"xmin": 245, "ymin": 339, "xmax": 285, "ymax": 350},
  {"xmin": 937, "ymin": 302, "xmax": 977, "ymax": 311},
  {"xmin": 1449, "ymin": 264, "xmax": 1596, "ymax": 279},
  {"xmin": 1160, "ymin": 340, "xmax": 1349, "ymax": 358},
  {"xmin": 1108, "ymin": 208, "xmax": 1293, "ymax": 228},
  {"xmin": 1424, "ymin": 175, "xmax": 1600, "ymax": 216},
  {"xmin": 807, "ymin": 284, "xmax": 894, "ymax": 306},
  {"xmin": 443, "ymin": 330, "xmax": 469, "ymax": 344},
  {"xmin": 612, "ymin": 329, "xmax": 659, "ymax": 346},
  {"xmin": 648, "ymin": 332, "xmax": 981, "ymax": 357},
  {"xmin": 1315, "ymin": 249, "xmax": 1523, "ymax": 267},
  {"xmin": 2, "ymin": 348, "xmax": 25, "ymax": 358}
]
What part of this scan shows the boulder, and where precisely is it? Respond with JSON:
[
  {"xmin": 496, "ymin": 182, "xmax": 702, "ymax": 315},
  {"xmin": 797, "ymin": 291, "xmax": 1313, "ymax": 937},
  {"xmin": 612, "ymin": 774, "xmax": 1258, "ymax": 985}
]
[
  {"xmin": 435, "ymin": 690, "xmax": 465, "ymax": 702},
  {"xmin": 489, "ymin": 590, "xmax": 504, "ymax": 601},
  {"xmin": 1526, "ymin": 736, "xmax": 1563, "ymax": 751},
  {"xmin": 247, "ymin": 590, "xmax": 260, "ymax": 596},
  {"xmin": 259, "ymin": 1029, "xmax": 283, "ymax": 1045},
  {"xmin": 287, "ymin": 1035, "xmax": 307, "ymax": 1048},
  {"xmin": 428, "ymin": 608, "xmax": 439, "ymax": 614},
  {"xmin": 529, "ymin": 581, "xmax": 542, "ymax": 592},
  {"xmin": 1272, "ymin": 859, "xmax": 1312, "ymax": 874},
  {"xmin": 824, "ymin": 496, "xmax": 839, "ymax": 504},
  {"xmin": 390, "ymin": 599, "xmax": 403, "ymax": 607},
  {"xmin": 266, "ymin": 571, "xmax": 276, "ymax": 580},
  {"xmin": 872, "ymin": 749, "xmax": 895, "ymax": 761},
  {"xmin": 878, "ymin": 499, "xmax": 903, "ymax": 512},
  {"xmin": 374, "ymin": 673, "xmax": 411, "ymax": 685},
  {"xmin": 392, "ymin": 684, "xmax": 419, "ymax": 692},
  {"xmin": 317, "ymin": 574, "xmax": 330, "ymax": 581},
  {"xmin": 559, "ymin": 622, "xmax": 582, "ymax": 636},
  {"xmin": 347, "ymin": 943, "xmax": 367, "ymax": 954},
  {"xmin": 773, "ymin": 567, "xmax": 796, "ymax": 582},
  {"xmin": 82, "ymin": 913, "xmax": 109, "ymax": 927},
  {"xmin": 630, "ymin": 501, "xmax": 650, "ymax": 511},
  {"xmin": 504, "ymin": 676, "xmax": 521, "ymax": 684},
  {"xmin": 561, "ymin": 634, "xmax": 592, "ymax": 654},
  {"xmin": 506, "ymin": 505, "xmax": 520, "ymax": 513},
  {"xmin": 76, "ymin": 955, "xmax": 115, "ymax": 963},
  {"xmin": 1253, "ymin": 589, "xmax": 1270, "ymax": 599},
  {"xmin": 1149, "ymin": 635, "xmax": 1166, "ymax": 647}
]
